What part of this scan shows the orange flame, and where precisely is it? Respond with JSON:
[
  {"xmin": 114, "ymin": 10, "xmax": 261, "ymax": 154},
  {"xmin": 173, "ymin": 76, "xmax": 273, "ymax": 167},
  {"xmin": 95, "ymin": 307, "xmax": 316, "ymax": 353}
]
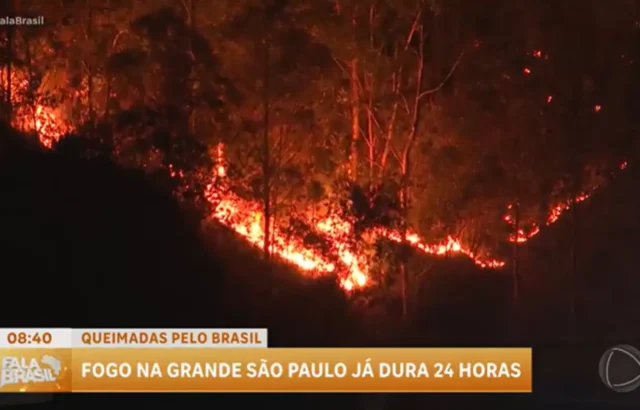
[
  {"xmin": 33, "ymin": 105, "xmax": 66, "ymax": 148},
  {"xmin": 205, "ymin": 145, "xmax": 626, "ymax": 291},
  {"xmin": 504, "ymin": 161, "xmax": 627, "ymax": 243},
  {"xmin": 6, "ymin": 59, "xmax": 625, "ymax": 293},
  {"xmin": 16, "ymin": 114, "xmax": 627, "ymax": 291},
  {"xmin": 377, "ymin": 230, "xmax": 504, "ymax": 269},
  {"xmin": 2, "ymin": 72, "xmax": 68, "ymax": 147},
  {"xmin": 205, "ymin": 144, "xmax": 505, "ymax": 291}
]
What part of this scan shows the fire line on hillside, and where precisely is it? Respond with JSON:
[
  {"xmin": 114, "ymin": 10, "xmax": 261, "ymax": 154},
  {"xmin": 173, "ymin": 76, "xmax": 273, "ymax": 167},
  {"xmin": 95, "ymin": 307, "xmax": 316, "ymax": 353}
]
[{"xmin": 4, "ymin": 69, "xmax": 627, "ymax": 293}]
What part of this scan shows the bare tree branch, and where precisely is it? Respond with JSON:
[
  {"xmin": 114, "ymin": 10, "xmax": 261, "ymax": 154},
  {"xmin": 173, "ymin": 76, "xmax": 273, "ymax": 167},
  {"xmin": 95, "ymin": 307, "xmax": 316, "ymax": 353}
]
[
  {"xmin": 332, "ymin": 57, "xmax": 349, "ymax": 78},
  {"xmin": 418, "ymin": 52, "xmax": 464, "ymax": 100},
  {"xmin": 112, "ymin": 30, "xmax": 128, "ymax": 50},
  {"xmin": 404, "ymin": 10, "xmax": 422, "ymax": 51}
]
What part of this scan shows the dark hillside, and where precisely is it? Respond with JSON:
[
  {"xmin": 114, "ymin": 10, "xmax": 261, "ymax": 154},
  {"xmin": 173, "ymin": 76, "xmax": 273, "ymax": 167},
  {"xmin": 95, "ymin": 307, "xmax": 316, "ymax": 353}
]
[
  {"xmin": 0, "ymin": 125, "xmax": 352, "ymax": 338},
  {"xmin": 0, "ymin": 126, "xmax": 223, "ymax": 326},
  {"xmin": 518, "ymin": 159, "xmax": 640, "ymax": 342},
  {"xmin": 414, "ymin": 264, "xmax": 512, "ymax": 344},
  {"xmin": 3, "ymin": 124, "xmax": 639, "ymax": 410},
  {"xmin": 5, "ymin": 118, "xmax": 637, "ymax": 345},
  {"xmin": 202, "ymin": 223, "xmax": 356, "ymax": 346}
]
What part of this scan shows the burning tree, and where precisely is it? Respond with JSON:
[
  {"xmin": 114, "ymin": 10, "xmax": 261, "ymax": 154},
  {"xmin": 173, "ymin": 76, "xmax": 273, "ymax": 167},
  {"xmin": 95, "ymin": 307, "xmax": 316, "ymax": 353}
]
[{"xmin": 2, "ymin": 0, "xmax": 636, "ymax": 323}]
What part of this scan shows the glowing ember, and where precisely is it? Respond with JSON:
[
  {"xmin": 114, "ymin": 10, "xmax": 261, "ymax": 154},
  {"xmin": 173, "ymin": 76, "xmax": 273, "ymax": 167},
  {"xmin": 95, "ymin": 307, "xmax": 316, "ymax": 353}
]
[{"xmin": 214, "ymin": 143, "xmax": 226, "ymax": 177}]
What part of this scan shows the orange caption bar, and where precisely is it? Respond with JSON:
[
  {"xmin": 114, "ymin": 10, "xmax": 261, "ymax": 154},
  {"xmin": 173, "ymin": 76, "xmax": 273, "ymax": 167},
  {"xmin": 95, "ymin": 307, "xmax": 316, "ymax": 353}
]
[{"xmin": 0, "ymin": 348, "xmax": 531, "ymax": 393}]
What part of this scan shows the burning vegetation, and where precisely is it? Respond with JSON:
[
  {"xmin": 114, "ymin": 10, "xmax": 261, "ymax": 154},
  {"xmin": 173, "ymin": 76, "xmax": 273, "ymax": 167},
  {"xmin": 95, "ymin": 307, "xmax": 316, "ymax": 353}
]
[{"xmin": 0, "ymin": 0, "xmax": 636, "ymax": 310}]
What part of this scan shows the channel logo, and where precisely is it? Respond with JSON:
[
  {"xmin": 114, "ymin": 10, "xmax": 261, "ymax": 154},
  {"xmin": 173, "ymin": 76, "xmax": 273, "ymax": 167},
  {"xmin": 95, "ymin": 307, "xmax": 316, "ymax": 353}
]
[
  {"xmin": 599, "ymin": 345, "xmax": 640, "ymax": 393},
  {"xmin": 0, "ymin": 354, "xmax": 62, "ymax": 390}
]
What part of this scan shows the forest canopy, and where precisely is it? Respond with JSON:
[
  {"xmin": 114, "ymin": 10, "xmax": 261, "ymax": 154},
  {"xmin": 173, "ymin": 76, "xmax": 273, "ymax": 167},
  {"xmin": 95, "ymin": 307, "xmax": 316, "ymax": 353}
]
[{"xmin": 1, "ymin": 0, "xmax": 637, "ymax": 317}]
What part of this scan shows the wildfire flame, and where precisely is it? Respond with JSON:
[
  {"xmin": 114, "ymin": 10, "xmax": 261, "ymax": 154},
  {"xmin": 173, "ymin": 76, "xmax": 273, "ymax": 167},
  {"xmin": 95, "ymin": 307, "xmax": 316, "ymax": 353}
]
[
  {"xmin": 14, "ymin": 108, "xmax": 628, "ymax": 291},
  {"xmin": 4, "ymin": 51, "xmax": 627, "ymax": 293},
  {"xmin": 503, "ymin": 161, "xmax": 628, "ymax": 243},
  {"xmin": 205, "ymin": 144, "xmax": 505, "ymax": 291},
  {"xmin": 204, "ymin": 143, "xmax": 627, "ymax": 291},
  {"xmin": 2, "ymin": 72, "xmax": 67, "ymax": 148}
]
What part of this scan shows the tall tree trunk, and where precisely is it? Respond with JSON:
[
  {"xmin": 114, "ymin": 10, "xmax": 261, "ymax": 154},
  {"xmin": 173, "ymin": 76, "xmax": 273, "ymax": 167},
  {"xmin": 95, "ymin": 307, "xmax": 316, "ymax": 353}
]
[
  {"xmin": 399, "ymin": 239, "xmax": 408, "ymax": 319},
  {"xmin": 5, "ymin": 22, "xmax": 13, "ymax": 123},
  {"xmin": 262, "ymin": 35, "xmax": 271, "ymax": 259},
  {"xmin": 24, "ymin": 36, "xmax": 37, "ymax": 132},
  {"xmin": 567, "ymin": 77, "xmax": 583, "ymax": 340},
  {"xmin": 393, "ymin": 16, "xmax": 460, "ymax": 319},
  {"xmin": 398, "ymin": 25, "xmax": 425, "ymax": 321},
  {"xmin": 270, "ymin": 127, "xmax": 284, "ymax": 254},
  {"xmin": 180, "ymin": 0, "xmax": 196, "ymax": 134},
  {"xmin": 87, "ymin": 0, "xmax": 93, "ymax": 124},
  {"xmin": 105, "ymin": 30, "xmax": 126, "ymax": 118},
  {"xmin": 512, "ymin": 202, "xmax": 520, "ymax": 303},
  {"xmin": 569, "ymin": 162, "xmax": 581, "ymax": 340},
  {"xmin": 379, "ymin": 71, "xmax": 399, "ymax": 178},
  {"xmin": 188, "ymin": 0, "xmax": 196, "ymax": 134},
  {"xmin": 367, "ymin": 85, "xmax": 374, "ymax": 187},
  {"xmin": 399, "ymin": 146, "xmax": 411, "ymax": 321},
  {"xmin": 398, "ymin": 167, "xmax": 411, "ymax": 320},
  {"xmin": 349, "ymin": 59, "xmax": 359, "ymax": 180},
  {"xmin": 569, "ymin": 196, "xmax": 577, "ymax": 337}
]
